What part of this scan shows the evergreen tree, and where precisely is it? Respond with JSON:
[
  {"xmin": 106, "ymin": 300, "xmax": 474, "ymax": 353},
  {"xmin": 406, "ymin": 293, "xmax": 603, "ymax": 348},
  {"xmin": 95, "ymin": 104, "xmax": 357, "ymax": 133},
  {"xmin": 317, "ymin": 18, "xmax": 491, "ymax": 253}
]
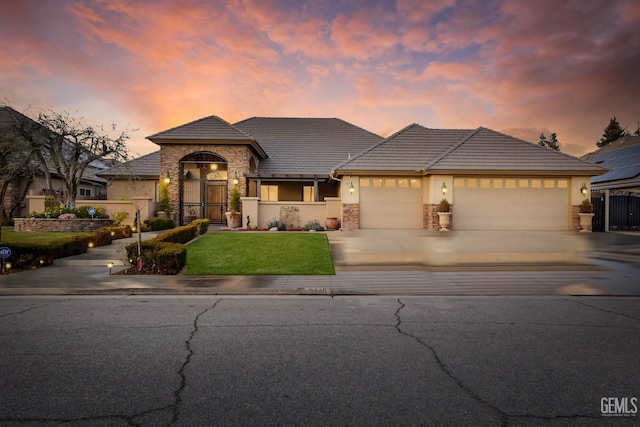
[
  {"xmin": 538, "ymin": 131, "xmax": 560, "ymax": 151},
  {"xmin": 634, "ymin": 122, "xmax": 640, "ymax": 136},
  {"xmin": 597, "ymin": 116, "xmax": 627, "ymax": 147}
]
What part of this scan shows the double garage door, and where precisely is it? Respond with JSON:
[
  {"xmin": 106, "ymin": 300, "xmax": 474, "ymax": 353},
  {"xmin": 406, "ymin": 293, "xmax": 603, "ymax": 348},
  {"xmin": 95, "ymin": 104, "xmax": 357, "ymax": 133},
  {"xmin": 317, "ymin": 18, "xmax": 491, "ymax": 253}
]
[{"xmin": 359, "ymin": 177, "xmax": 569, "ymax": 231}]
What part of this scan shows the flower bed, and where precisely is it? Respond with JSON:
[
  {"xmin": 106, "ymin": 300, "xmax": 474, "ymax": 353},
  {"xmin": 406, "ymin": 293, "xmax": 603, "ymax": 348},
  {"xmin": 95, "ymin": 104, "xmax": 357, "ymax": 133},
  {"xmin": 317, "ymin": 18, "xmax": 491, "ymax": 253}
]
[{"xmin": 14, "ymin": 218, "xmax": 114, "ymax": 232}]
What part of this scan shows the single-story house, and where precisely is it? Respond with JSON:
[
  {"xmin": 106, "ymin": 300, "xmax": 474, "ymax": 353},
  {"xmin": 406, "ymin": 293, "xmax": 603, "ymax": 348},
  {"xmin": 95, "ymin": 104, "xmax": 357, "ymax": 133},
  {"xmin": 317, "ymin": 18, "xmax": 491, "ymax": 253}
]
[{"xmin": 100, "ymin": 115, "xmax": 607, "ymax": 231}]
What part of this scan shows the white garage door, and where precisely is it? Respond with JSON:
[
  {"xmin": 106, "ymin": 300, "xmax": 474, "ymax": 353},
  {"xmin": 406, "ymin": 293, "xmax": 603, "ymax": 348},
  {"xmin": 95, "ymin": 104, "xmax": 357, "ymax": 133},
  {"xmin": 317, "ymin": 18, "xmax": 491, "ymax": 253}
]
[
  {"xmin": 359, "ymin": 177, "xmax": 423, "ymax": 229},
  {"xmin": 454, "ymin": 177, "xmax": 569, "ymax": 231}
]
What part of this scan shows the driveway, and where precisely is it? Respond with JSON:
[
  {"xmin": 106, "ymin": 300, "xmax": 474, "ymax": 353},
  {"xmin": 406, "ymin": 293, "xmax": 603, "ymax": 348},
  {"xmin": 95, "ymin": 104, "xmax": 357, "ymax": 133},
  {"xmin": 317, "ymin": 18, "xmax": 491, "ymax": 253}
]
[{"xmin": 327, "ymin": 229, "xmax": 603, "ymax": 270}]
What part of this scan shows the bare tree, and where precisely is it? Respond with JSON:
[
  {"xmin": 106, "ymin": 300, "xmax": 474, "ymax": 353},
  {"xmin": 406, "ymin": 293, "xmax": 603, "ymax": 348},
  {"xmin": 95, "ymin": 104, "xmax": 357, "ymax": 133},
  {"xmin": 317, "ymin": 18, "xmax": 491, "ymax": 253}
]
[{"xmin": 1, "ymin": 106, "xmax": 132, "ymax": 209}]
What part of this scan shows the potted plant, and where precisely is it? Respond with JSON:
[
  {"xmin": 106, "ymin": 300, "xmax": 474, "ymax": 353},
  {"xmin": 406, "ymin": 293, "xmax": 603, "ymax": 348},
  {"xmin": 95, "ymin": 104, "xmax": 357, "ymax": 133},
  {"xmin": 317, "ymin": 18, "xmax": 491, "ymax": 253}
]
[
  {"xmin": 437, "ymin": 198, "xmax": 451, "ymax": 231},
  {"xmin": 225, "ymin": 187, "xmax": 242, "ymax": 228},
  {"xmin": 578, "ymin": 199, "xmax": 594, "ymax": 232}
]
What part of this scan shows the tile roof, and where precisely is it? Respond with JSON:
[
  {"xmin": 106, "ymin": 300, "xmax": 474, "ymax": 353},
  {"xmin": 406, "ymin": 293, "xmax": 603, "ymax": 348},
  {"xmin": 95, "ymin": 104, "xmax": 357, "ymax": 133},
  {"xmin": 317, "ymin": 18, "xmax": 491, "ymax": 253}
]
[
  {"xmin": 97, "ymin": 151, "xmax": 160, "ymax": 179},
  {"xmin": 337, "ymin": 125, "xmax": 607, "ymax": 175},
  {"xmin": 147, "ymin": 115, "xmax": 256, "ymax": 142},
  {"xmin": 234, "ymin": 117, "xmax": 383, "ymax": 177}
]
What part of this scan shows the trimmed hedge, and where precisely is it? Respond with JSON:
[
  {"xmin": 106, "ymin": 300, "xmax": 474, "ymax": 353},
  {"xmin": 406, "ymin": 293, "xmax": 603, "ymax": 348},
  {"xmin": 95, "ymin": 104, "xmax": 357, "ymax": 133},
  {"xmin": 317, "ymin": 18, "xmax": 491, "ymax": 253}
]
[
  {"xmin": 125, "ymin": 240, "xmax": 186, "ymax": 275},
  {"xmin": 191, "ymin": 219, "xmax": 210, "ymax": 236},
  {"xmin": 155, "ymin": 224, "xmax": 198, "ymax": 244},
  {"xmin": 6, "ymin": 225, "xmax": 133, "ymax": 269},
  {"xmin": 142, "ymin": 217, "xmax": 175, "ymax": 231}
]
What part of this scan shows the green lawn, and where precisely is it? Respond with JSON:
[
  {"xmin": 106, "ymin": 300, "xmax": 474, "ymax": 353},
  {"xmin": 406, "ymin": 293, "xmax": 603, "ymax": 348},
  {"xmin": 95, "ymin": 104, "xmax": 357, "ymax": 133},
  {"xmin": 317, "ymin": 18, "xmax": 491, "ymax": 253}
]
[
  {"xmin": 0, "ymin": 227, "xmax": 91, "ymax": 244},
  {"xmin": 186, "ymin": 232, "xmax": 335, "ymax": 275}
]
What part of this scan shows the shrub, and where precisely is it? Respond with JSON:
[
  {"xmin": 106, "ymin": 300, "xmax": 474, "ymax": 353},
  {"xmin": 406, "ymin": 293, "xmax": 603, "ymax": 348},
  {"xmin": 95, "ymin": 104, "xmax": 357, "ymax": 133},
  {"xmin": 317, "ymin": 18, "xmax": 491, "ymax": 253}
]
[
  {"xmin": 155, "ymin": 224, "xmax": 197, "ymax": 244},
  {"xmin": 125, "ymin": 240, "xmax": 186, "ymax": 275},
  {"xmin": 267, "ymin": 218, "xmax": 287, "ymax": 230},
  {"xmin": 110, "ymin": 211, "xmax": 128, "ymax": 226},
  {"xmin": 158, "ymin": 181, "xmax": 171, "ymax": 213},
  {"xmin": 10, "ymin": 235, "xmax": 93, "ymax": 269},
  {"xmin": 438, "ymin": 198, "xmax": 451, "ymax": 212},
  {"xmin": 303, "ymin": 220, "xmax": 325, "ymax": 231},
  {"xmin": 229, "ymin": 187, "xmax": 241, "ymax": 212},
  {"xmin": 143, "ymin": 217, "xmax": 175, "ymax": 231},
  {"xmin": 191, "ymin": 219, "xmax": 210, "ymax": 236},
  {"xmin": 579, "ymin": 199, "xmax": 593, "ymax": 213}
]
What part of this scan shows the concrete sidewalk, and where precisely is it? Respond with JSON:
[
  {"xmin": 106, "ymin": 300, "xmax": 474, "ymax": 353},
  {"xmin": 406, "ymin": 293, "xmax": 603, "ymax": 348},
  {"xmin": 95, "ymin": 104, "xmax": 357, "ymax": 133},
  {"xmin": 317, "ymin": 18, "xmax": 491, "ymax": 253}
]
[{"xmin": 0, "ymin": 229, "xmax": 639, "ymax": 296}]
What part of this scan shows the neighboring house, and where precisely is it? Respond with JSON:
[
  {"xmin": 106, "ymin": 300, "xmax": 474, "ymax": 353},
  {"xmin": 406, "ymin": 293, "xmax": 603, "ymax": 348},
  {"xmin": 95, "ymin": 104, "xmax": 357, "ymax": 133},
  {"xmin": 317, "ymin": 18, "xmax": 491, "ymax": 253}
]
[
  {"xmin": 0, "ymin": 107, "xmax": 107, "ymax": 219},
  {"xmin": 100, "ymin": 115, "xmax": 606, "ymax": 231},
  {"xmin": 581, "ymin": 135, "xmax": 640, "ymax": 231}
]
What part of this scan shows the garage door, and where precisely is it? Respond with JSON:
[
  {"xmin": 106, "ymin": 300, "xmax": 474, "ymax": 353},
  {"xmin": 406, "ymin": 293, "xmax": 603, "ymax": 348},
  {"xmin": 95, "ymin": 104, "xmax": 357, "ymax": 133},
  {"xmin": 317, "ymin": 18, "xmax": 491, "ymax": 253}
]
[
  {"xmin": 453, "ymin": 177, "xmax": 569, "ymax": 231},
  {"xmin": 359, "ymin": 177, "xmax": 423, "ymax": 229}
]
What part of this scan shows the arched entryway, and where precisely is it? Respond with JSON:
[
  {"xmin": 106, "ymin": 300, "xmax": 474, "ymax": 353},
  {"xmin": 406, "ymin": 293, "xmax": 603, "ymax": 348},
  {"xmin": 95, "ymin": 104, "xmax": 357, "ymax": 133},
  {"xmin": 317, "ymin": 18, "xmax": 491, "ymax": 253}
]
[{"xmin": 180, "ymin": 152, "xmax": 228, "ymax": 225}]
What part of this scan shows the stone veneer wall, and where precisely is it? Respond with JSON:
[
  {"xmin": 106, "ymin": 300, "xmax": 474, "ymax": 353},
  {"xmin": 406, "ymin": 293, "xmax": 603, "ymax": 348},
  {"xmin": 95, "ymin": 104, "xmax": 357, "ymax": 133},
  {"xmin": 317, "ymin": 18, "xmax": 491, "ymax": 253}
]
[
  {"xmin": 571, "ymin": 205, "xmax": 580, "ymax": 232},
  {"xmin": 341, "ymin": 204, "xmax": 360, "ymax": 231},
  {"xmin": 159, "ymin": 145, "xmax": 254, "ymax": 222},
  {"xmin": 423, "ymin": 204, "xmax": 453, "ymax": 231},
  {"xmin": 14, "ymin": 218, "xmax": 114, "ymax": 232}
]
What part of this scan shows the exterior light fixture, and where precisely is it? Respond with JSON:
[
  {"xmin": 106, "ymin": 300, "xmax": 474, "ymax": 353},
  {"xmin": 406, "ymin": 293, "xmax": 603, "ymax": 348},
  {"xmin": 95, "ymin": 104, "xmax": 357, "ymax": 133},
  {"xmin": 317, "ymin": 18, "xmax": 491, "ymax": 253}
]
[
  {"xmin": 163, "ymin": 173, "xmax": 171, "ymax": 184},
  {"xmin": 580, "ymin": 182, "xmax": 588, "ymax": 196},
  {"xmin": 441, "ymin": 182, "xmax": 448, "ymax": 195},
  {"xmin": 232, "ymin": 172, "xmax": 239, "ymax": 186},
  {"xmin": 107, "ymin": 262, "xmax": 114, "ymax": 275},
  {"xmin": 88, "ymin": 242, "xmax": 94, "ymax": 248},
  {"xmin": 4, "ymin": 262, "xmax": 10, "ymax": 272},
  {"xmin": 349, "ymin": 182, "xmax": 355, "ymax": 195},
  {"xmin": 210, "ymin": 163, "xmax": 218, "ymax": 171}
]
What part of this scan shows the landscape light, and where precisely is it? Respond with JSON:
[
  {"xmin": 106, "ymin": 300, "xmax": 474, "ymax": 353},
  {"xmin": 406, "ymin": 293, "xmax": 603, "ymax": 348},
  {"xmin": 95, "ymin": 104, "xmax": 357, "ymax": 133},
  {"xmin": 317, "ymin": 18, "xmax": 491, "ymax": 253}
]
[{"xmin": 107, "ymin": 262, "xmax": 114, "ymax": 275}]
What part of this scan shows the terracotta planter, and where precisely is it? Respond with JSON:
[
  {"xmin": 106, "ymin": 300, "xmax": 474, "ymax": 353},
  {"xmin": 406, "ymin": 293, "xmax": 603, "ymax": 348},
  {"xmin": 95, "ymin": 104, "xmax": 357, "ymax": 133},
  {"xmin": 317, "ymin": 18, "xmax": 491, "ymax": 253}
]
[
  {"xmin": 325, "ymin": 217, "xmax": 339, "ymax": 230},
  {"xmin": 578, "ymin": 213, "xmax": 594, "ymax": 232},
  {"xmin": 437, "ymin": 212, "xmax": 451, "ymax": 231}
]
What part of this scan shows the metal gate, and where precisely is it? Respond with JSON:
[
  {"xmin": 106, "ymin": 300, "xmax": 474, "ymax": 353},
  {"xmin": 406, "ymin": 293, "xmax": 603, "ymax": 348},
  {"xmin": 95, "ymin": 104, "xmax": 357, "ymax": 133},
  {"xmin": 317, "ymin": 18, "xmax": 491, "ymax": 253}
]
[
  {"xmin": 591, "ymin": 191, "xmax": 606, "ymax": 232},
  {"xmin": 591, "ymin": 190, "xmax": 640, "ymax": 231},
  {"xmin": 180, "ymin": 154, "xmax": 229, "ymax": 225},
  {"xmin": 609, "ymin": 191, "xmax": 640, "ymax": 231}
]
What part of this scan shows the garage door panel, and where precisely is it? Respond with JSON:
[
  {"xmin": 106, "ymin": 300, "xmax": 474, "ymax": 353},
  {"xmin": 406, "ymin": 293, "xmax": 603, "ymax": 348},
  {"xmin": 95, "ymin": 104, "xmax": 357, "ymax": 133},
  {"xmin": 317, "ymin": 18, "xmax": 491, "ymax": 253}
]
[
  {"xmin": 454, "ymin": 178, "xmax": 569, "ymax": 231},
  {"xmin": 360, "ymin": 185, "xmax": 422, "ymax": 229}
]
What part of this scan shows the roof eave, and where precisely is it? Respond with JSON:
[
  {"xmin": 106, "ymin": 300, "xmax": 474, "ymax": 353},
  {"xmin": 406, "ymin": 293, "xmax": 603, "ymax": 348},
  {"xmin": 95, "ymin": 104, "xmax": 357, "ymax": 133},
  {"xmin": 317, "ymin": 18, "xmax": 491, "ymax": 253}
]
[{"xmin": 147, "ymin": 137, "xmax": 269, "ymax": 159}]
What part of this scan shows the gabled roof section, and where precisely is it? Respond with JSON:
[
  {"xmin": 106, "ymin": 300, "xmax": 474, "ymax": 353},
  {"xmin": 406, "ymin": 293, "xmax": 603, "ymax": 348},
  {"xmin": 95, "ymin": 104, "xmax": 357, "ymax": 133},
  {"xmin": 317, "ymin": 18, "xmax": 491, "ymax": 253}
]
[
  {"xmin": 428, "ymin": 128, "xmax": 607, "ymax": 174},
  {"xmin": 335, "ymin": 124, "xmax": 476, "ymax": 172},
  {"xmin": 97, "ymin": 151, "xmax": 160, "ymax": 179},
  {"xmin": 336, "ymin": 125, "xmax": 607, "ymax": 176},
  {"xmin": 580, "ymin": 135, "xmax": 640, "ymax": 162},
  {"xmin": 147, "ymin": 115, "xmax": 268, "ymax": 158},
  {"xmin": 234, "ymin": 117, "xmax": 383, "ymax": 177}
]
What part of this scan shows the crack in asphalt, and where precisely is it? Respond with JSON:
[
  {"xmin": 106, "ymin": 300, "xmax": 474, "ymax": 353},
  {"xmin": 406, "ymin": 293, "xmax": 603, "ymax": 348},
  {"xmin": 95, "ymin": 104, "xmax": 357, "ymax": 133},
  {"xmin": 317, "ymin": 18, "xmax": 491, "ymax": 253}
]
[
  {"xmin": 393, "ymin": 298, "xmax": 605, "ymax": 425},
  {"xmin": 568, "ymin": 298, "xmax": 640, "ymax": 322},
  {"xmin": 0, "ymin": 298, "xmax": 72, "ymax": 319},
  {"xmin": 170, "ymin": 299, "xmax": 223, "ymax": 425}
]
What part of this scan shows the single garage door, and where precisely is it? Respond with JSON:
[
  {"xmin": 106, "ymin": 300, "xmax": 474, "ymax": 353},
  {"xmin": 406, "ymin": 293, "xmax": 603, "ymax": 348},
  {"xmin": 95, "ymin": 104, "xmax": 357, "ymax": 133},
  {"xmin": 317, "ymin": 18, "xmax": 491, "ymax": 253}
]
[
  {"xmin": 359, "ymin": 177, "xmax": 423, "ymax": 229},
  {"xmin": 454, "ymin": 177, "xmax": 569, "ymax": 231}
]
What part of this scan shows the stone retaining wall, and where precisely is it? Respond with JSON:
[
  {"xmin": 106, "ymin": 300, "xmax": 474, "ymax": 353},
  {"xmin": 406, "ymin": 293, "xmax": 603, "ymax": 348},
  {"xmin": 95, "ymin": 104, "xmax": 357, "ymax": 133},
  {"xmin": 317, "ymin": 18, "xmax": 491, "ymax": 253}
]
[{"xmin": 14, "ymin": 218, "xmax": 114, "ymax": 232}]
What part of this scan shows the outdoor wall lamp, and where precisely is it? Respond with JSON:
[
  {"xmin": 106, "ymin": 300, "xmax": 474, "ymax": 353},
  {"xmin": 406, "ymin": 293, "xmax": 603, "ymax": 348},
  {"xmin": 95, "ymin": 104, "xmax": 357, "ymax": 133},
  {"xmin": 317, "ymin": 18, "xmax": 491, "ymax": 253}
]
[
  {"xmin": 348, "ymin": 182, "xmax": 355, "ymax": 195},
  {"xmin": 163, "ymin": 173, "xmax": 171, "ymax": 184},
  {"xmin": 210, "ymin": 163, "xmax": 218, "ymax": 171},
  {"xmin": 107, "ymin": 262, "xmax": 114, "ymax": 275},
  {"xmin": 580, "ymin": 182, "xmax": 588, "ymax": 196},
  {"xmin": 232, "ymin": 172, "xmax": 239, "ymax": 186},
  {"xmin": 441, "ymin": 182, "xmax": 448, "ymax": 195}
]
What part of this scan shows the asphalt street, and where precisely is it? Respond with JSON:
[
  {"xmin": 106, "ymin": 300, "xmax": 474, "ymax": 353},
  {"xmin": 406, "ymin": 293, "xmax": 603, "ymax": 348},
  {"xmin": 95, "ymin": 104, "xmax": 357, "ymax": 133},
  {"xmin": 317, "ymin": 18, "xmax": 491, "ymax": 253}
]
[{"xmin": 0, "ymin": 296, "xmax": 638, "ymax": 426}]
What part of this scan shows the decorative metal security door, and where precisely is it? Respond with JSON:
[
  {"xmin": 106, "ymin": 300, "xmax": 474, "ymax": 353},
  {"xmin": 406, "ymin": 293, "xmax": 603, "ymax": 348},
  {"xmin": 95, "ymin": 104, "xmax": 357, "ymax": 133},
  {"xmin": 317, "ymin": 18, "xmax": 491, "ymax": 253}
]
[{"xmin": 180, "ymin": 153, "xmax": 228, "ymax": 225}]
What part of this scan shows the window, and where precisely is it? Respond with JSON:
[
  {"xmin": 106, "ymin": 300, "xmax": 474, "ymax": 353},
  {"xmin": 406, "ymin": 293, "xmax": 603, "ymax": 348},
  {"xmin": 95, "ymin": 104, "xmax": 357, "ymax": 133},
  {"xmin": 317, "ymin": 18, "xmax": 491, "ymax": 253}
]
[
  {"xmin": 385, "ymin": 179, "xmax": 396, "ymax": 188},
  {"xmin": 260, "ymin": 185, "xmax": 278, "ymax": 201},
  {"xmin": 79, "ymin": 188, "xmax": 91, "ymax": 197},
  {"xmin": 397, "ymin": 179, "xmax": 409, "ymax": 188},
  {"xmin": 409, "ymin": 179, "xmax": 421, "ymax": 188},
  {"xmin": 519, "ymin": 179, "xmax": 529, "ymax": 188},
  {"xmin": 303, "ymin": 186, "xmax": 314, "ymax": 202},
  {"xmin": 372, "ymin": 179, "xmax": 383, "ymax": 188},
  {"xmin": 493, "ymin": 179, "xmax": 503, "ymax": 188},
  {"xmin": 359, "ymin": 178, "xmax": 370, "ymax": 187}
]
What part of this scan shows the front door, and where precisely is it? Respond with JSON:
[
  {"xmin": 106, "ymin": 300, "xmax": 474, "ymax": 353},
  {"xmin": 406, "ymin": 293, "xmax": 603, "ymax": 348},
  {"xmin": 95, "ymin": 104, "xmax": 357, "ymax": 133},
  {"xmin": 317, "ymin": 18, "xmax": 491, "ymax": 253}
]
[{"xmin": 206, "ymin": 183, "xmax": 227, "ymax": 224}]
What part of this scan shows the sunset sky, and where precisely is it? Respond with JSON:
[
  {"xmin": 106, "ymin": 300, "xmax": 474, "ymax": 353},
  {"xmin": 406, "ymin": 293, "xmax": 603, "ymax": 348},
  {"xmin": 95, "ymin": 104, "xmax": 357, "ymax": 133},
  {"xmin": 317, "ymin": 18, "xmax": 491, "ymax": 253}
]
[{"xmin": 2, "ymin": 0, "xmax": 639, "ymax": 158}]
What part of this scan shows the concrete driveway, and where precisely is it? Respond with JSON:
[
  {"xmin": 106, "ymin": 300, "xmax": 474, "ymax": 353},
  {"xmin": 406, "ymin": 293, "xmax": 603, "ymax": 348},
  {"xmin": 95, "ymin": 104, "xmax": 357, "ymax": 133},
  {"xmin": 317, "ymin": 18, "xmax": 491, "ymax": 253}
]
[{"xmin": 327, "ymin": 229, "xmax": 618, "ymax": 270}]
